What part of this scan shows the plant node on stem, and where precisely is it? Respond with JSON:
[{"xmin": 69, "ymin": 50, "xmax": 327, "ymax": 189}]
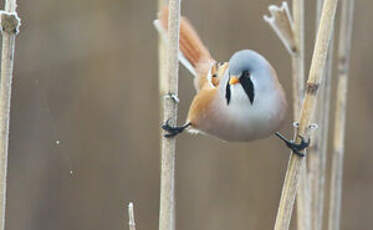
[
  {"xmin": 158, "ymin": 1, "xmax": 181, "ymax": 230},
  {"xmin": 273, "ymin": 0, "xmax": 339, "ymax": 229},
  {"xmin": 0, "ymin": 1, "xmax": 20, "ymax": 230}
]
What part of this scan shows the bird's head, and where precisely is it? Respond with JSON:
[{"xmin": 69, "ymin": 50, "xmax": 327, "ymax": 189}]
[{"xmin": 224, "ymin": 49, "xmax": 275, "ymax": 106}]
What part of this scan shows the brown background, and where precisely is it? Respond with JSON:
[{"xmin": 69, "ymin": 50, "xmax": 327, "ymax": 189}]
[{"xmin": 4, "ymin": 0, "xmax": 372, "ymax": 229}]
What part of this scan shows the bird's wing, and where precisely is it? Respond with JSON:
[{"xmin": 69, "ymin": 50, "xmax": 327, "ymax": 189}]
[{"xmin": 186, "ymin": 87, "xmax": 218, "ymax": 129}]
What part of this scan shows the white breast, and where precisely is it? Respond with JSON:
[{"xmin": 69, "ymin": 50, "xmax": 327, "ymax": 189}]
[{"xmin": 199, "ymin": 81, "xmax": 287, "ymax": 142}]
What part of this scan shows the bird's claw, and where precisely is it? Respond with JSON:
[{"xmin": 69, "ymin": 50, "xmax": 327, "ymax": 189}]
[
  {"xmin": 161, "ymin": 119, "xmax": 191, "ymax": 138},
  {"xmin": 275, "ymin": 132, "xmax": 310, "ymax": 157},
  {"xmin": 285, "ymin": 135, "xmax": 310, "ymax": 157}
]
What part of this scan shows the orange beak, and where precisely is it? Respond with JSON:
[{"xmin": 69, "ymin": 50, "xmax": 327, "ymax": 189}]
[{"xmin": 229, "ymin": 76, "xmax": 239, "ymax": 85}]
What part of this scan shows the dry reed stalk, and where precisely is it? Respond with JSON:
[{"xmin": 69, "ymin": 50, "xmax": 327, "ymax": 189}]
[
  {"xmin": 291, "ymin": 1, "xmax": 311, "ymax": 230},
  {"xmin": 291, "ymin": 0, "xmax": 305, "ymax": 111},
  {"xmin": 309, "ymin": 38, "xmax": 334, "ymax": 230},
  {"xmin": 308, "ymin": 0, "xmax": 334, "ymax": 229},
  {"xmin": 264, "ymin": 2, "xmax": 296, "ymax": 55},
  {"xmin": 158, "ymin": 1, "xmax": 181, "ymax": 230},
  {"xmin": 158, "ymin": 0, "xmax": 167, "ymax": 101},
  {"xmin": 264, "ymin": 3, "xmax": 310, "ymax": 228},
  {"xmin": 128, "ymin": 202, "xmax": 136, "ymax": 230},
  {"xmin": 273, "ymin": 0, "xmax": 339, "ymax": 229},
  {"xmin": 0, "ymin": 1, "xmax": 20, "ymax": 229},
  {"xmin": 328, "ymin": 0, "xmax": 354, "ymax": 229}
]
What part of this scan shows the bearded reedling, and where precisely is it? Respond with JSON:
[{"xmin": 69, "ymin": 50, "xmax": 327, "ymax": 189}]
[{"xmin": 155, "ymin": 8, "xmax": 309, "ymax": 156}]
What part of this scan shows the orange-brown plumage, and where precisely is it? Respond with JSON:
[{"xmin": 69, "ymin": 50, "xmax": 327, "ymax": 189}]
[
  {"xmin": 159, "ymin": 7, "xmax": 215, "ymax": 90},
  {"xmin": 157, "ymin": 8, "xmax": 289, "ymax": 144},
  {"xmin": 158, "ymin": 8, "xmax": 231, "ymax": 131},
  {"xmin": 187, "ymin": 88, "xmax": 217, "ymax": 129}
]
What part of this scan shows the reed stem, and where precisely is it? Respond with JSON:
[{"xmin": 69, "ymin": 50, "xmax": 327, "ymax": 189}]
[
  {"xmin": 291, "ymin": 1, "xmax": 311, "ymax": 230},
  {"xmin": 0, "ymin": 1, "xmax": 20, "ymax": 229},
  {"xmin": 308, "ymin": 1, "xmax": 334, "ymax": 229},
  {"xmin": 128, "ymin": 202, "xmax": 136, "ymax": 230},
  {"xmin": 328, "ymin": 0, "xmax": 354, "ymax": 229},
  {"xmin": 158, "ymin": 1, "xmax": 181, "ymax": 230},
  {"xmin": 274, "ymin": 0, "xmax": 339, "ymax": 229}
]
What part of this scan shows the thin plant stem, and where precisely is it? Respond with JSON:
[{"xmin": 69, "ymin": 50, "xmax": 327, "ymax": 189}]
[
  {"xmin": 309, "ymin": 37, "xmax": 334, "ymax": 230},
  {"xmin": 308, "ymin": 0, "xmax": 334, "ymax": 229},
  {"xmin": 274, "ymin": 0, "xmax": 339, "ymax": 229},
  {"xmin": 328, "ymin": 0, "xmax": 354, "ymax": 229},
  {"xmin": 263, "ymin": 2, "xmax": 296, "ymax": 56},
  {"xmin": 158, "ymin": 0, "xmax": 167, "ymax": 100},
  {"xmin": 0, "ymin": 1, "xmax": 20, "ymax": 230},
  {"xmin": 291, "ymin": 0, "xmax": 305, "ymax": 112},
  {"xmin": 128, "ymin": 202, "xmax": 136, "ymax": 230},
  {"xmin": 291, "ymin": 1, "xmax": 311, "ymax": 230},
  {"xmin": 158, "ymin": 1, "xmax": 181, "ymax": 230}
]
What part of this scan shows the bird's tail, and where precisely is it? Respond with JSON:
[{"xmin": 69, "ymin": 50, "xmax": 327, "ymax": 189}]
[{"xmin": 154, "ymin": 7, "xmax": 214, "ymax": 77}]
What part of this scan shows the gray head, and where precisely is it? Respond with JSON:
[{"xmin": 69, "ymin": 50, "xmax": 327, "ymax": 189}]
[
  {"xmin": 228, "ymin": 49, "xmax": 271, "ymax": 76},
  {"xmin": 222, "ymin": 49, "xmax": 276, "ymax": 105}
]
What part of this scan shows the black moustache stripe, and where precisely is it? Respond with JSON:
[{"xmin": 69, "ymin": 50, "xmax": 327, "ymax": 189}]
[
  {"xmin": 239, "ymin": 71, "xmax": 255, "ymax": 104},
  {"xmin": 225, "ymin": 80, "xmax": 231, "ymax": 105}
]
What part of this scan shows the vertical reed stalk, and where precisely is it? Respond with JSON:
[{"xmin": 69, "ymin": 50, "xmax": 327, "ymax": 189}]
[
  {"xmin": 128, "ymin": 203, "xmax": 136, "ymax": 230},
  {"xmin": 158, "ymin": 0, "xmax": 167, "ymax": 104},
  {"xmin": 274, "ymin": 0, "xmax": 338, "ymax": 229},
  {"xmin": 328, "ymin": 0, "xmax": 354, "ymax": 229},
  {"xmin": 308, "ymin": 0, "xmax": 334, "ymax": 229},
  {"xmin": 309, "ymin": 37, "xmax": 334, "ymax": 230},
  {"xmin": 158, "ymin": 1, "xmax": 181, "ymax": 230},
  {"xmin": 0, "ymin": 1, "xmax": 20, "ymax": 229},
  {"xmin": 291, "ymin": 1, "xmax": 311, "ymax": 230},
  {"xmin": 291, "ymin": 0, "xmax": 305, "ymax": 112}
]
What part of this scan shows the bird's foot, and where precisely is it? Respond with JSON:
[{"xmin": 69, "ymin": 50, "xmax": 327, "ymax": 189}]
[
  {"xmin": 275, "ymin": 132, "xmax": 310, "ymax": 157},
  {"xmin": 162, "ymin": 120, "xmax": 191, "ymax": 138}
]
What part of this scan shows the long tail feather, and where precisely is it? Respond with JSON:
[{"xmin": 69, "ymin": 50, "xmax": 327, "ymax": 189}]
[
  {"xmin": 157, "ymin": 7, "xmax": 215, "ymax": 76},
  {"xmin": 153, "ymin": 19, "xmax": 197, "ymax": 76}
]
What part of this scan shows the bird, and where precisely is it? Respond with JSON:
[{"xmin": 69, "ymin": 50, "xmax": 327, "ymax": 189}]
[{"xmin": 155, "ymin": 8, "xmax": 309, "ymax": 156}]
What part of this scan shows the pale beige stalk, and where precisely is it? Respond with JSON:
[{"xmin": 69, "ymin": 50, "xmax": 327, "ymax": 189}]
[
  {"xmin": 263, "ymin": 2, "xmax": 296, "ymax": 55},
  {"xmin": 274, "ymin": 0, "xmax": 339, "ymax": 229},
  {"xmin": 128, "ymin": 202, "xmax": 136, "ymax": 230},
  {"xmin": 291, "ymin": 1, "xmax": 311, "ymax": 230},
  {"xmin": 308, "ymin": 0, "xmax": 334, "ymax": 229},
  {"xmin": 291, "ymin": 0, "xmax": 305, "ymax": 112},
  {"xmin": 0, "ymin": 1, "xmax": 20, "ymax": 230},
  {"xmin": 158, "ymin": 0, "xmax": 167, "ymax": 98},
  {"xmin": 328, "ymin": 0, "xmax": 354, "ymax": 229},
  {"xmin": 158, "ymin": 1, "xmax": 181, "ymax": 230},
  {"xmin": 309, "ymin": 38, "xmax": 334, "ymax": 230},
  {"xmin": 264, "ymin": 3, "xmax": 310, "ymax": 228}
]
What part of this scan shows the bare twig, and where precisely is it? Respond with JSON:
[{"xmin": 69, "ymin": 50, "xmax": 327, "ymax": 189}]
[
  {"xmin": 128, "ymin": 202, "xmax": 136, "ymax": 230},
  {"xmin": 328, "ymin": 1, "xmax": 354, "ymax": 230},
  {"xmin": 273, "ymin": 0, "xmax": 339, "ymax": 229},
  {"xmin": 0, "ymin": 1, "xmax": 20, "ymax": 229},
  {"xmin": 158, "ymin": 1, "xmax": 181, "ymax": 230}
]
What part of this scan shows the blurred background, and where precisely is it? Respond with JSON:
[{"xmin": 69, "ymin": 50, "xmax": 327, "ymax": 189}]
[{"xmin": 4, "ymin": 0, "xmax": 372, "ymax": 229}]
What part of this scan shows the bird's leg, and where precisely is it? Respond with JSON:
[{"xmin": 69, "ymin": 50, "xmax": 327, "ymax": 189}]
[
  {"xmin": 275, "ymin": 132, "xmax": 310, "ymax": 157},
  {"xmin": 162, "ymin": 119, "xmax": 191, "ymax": 138}
]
